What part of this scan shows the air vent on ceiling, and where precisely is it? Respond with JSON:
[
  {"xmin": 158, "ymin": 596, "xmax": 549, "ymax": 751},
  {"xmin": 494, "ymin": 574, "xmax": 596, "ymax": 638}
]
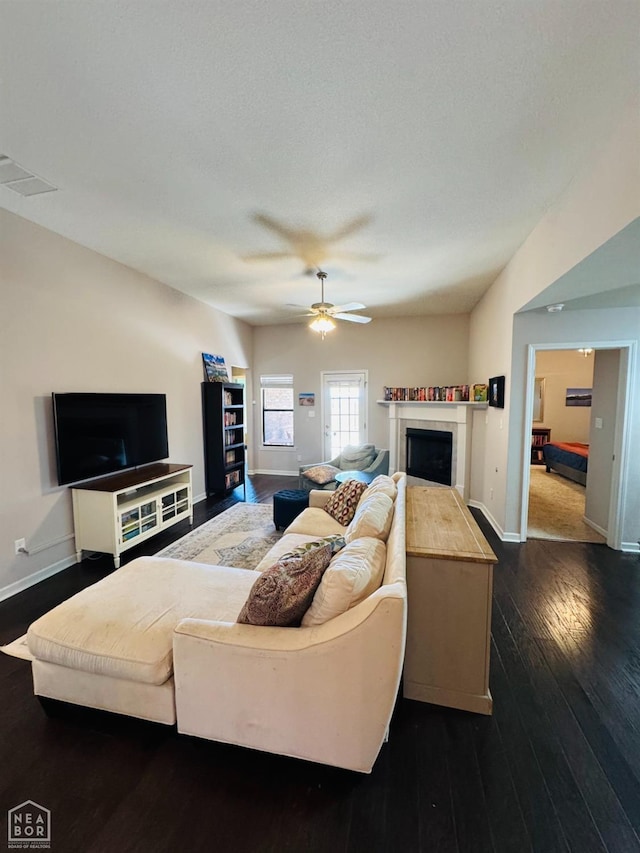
[{"xmin": 0, "ymin": 154, "xmax": 58, "ymax": 196}]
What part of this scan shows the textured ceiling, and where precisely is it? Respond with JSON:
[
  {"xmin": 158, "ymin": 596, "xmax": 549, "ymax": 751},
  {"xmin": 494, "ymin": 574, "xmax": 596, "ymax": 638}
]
[{"xmin": 0, "ymin": 1, "xmax": 638, "ymax": 325}]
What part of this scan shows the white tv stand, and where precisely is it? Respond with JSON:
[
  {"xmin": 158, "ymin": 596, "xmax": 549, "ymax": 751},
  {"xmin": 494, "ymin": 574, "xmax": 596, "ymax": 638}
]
[{"xmin": 71, "ymin": 463, "xmax": 193, "ymax": 568}]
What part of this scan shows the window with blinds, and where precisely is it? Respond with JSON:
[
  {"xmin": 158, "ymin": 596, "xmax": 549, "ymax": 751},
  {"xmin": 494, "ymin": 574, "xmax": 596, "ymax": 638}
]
[{"xmin": 261, "ymin": 375, "xmax": 294, "ymax": 447}]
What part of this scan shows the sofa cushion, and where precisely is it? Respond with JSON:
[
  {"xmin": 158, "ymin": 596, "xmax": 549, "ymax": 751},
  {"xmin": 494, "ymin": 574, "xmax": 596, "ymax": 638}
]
[
  {"xmin": 237, "ymin": 544, "xmax": 333, "ymax": 627},
  {"xmin": 362, "ymin": 474, "xmax": 397, "ymax": 501},
  {"xmin": 27, "ymin": 557, "xmax": 257, "ymax": 685},
  {"xmin": 284, "ymin": 507, "xmax": 347, "ymax": 537},
  {"xmin": 253, "ymin": 533, "xmax": 332, "ymax": 573},
  {"xmin": 301, "ymin": 537, "xmax": 387, "ymax": 626},
  {"xmin": 339, "ymin": 444, "xmax": 376, "ymax": 470},
  {"xmin": 280, "ymin": 534, "xmax": 346, "ymax": 559},
  {"xmin": 301, "ymin": 464, "xmax": 340, "ymax": 485},
  {"xmin": 345, "ymin": 492, "xmax": 394, "ymax": 542},
  {"xmin": 324, "ymin": 479, "xmax": 368, "ymax": 525}
]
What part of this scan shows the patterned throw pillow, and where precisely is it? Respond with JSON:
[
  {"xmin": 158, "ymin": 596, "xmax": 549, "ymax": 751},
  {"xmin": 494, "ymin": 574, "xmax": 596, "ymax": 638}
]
[
  {"xmin": 237, "ymin": 544, "xmax": 332, "ymax": 627},
  {"xmin": 302, "ymin": 464, "xmax": 340, "ymax": 485},
  {"xmin": 324, "ymin": 479, "xmax": 368, "ymax": 526},
  {"xmin": 280, "ymin": 534, "xmax": 346, "ymax": 560}
]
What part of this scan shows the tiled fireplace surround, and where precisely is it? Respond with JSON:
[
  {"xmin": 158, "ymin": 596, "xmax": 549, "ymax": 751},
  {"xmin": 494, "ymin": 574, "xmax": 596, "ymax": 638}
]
[{"xmin": 381, "ymin": 402, "xmax": 484, "ymax": 499}]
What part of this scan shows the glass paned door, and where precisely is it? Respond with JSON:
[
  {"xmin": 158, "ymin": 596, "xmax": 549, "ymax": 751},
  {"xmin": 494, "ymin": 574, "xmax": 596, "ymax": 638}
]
[{"xmin": 322, "ymin": 372, "xmax": 367, "ymax": 460}]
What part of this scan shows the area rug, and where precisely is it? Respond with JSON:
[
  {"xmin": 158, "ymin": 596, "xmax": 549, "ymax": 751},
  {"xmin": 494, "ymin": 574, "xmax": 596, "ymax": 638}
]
[
  {"xmin": 1, "ymin": 634, "xmax": 33, "ymax": 661},
  {"xmin": 155, "ymin": 502, "xmax": 282, "ymax": 569},
  {"xmin": 528, "ymin": 466, "xmax": 605, "ymax": 543}
]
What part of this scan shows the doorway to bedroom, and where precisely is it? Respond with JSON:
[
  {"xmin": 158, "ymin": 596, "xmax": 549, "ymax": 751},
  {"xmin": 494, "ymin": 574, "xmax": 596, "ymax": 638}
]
[
  {"xmin": 527, "ymin": 348, "xmax": 600, "ymax": 542},
  {"xmin": 525, "ymin": 347, "xmax": 617, "ymax": 544}
]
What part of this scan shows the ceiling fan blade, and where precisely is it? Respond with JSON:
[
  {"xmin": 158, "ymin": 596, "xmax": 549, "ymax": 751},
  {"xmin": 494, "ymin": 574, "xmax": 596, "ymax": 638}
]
[
  {"xmin": 251, "ymin": 213, "xmax": 299, "ymax": 242},
  {"xmin": 329, "ymin": 302, "xmax": 366, "ymax": 314},
  {"xmin": 331, "ymin": 251, "xmax": 381, "ymax": 263},
  {"xmin": 326, "ymin": 214, "xmax": 372, "ymax": 243},
  {"xmin": 242, "ymin": 251, "xmax": 296, "ymax": 262},
  {"xmin": 334, "ymin": 312, "xmax": 372, "ymax": 324}
]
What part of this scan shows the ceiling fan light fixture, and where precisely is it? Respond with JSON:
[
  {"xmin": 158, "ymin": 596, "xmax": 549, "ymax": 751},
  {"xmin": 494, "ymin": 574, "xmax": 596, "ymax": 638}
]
[{"xmin": 309, "ymin": 315, "xmax": 336, "ymax": 334}]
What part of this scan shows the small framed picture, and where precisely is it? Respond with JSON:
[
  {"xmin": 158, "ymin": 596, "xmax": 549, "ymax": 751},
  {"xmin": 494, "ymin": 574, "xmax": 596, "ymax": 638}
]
[
  {"xmin": 488, "ymin": 376, "xmax": 505, "ymax": 408},
  {"xmin": 473, "ymin": 383, "xmax": 488, "ymax": 402},
  {"xmin": 565, "ymin": 387, "xmax": 592, "ymax": 407},
  {"xmin": 202, "ymin": 353, "xmax": 229, "ymax": 383}
]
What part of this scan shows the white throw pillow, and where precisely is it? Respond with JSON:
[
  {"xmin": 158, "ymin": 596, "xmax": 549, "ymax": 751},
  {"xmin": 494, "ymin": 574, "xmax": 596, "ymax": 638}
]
[
  {"xmin": 301, "ymin": 537, "xmax": 387, "ymax": 626},
  {"xmin": 345, "ymin": 492, "xmax": 394, "ymax": 542},
  {"xmin": 361, "ymin": 474, "xmax": 397, "ymax": 501}
]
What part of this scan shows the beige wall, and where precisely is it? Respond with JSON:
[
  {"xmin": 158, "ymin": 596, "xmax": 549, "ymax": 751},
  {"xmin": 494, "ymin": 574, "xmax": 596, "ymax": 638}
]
[
  {"xmin": 533, "ymin": 350, "xmax": 594, "ymax": 443},
  {"xmin": 469, "ymin": 97, "xmax": 640, "ymax": 546},
  {"xmin": 0, "ymin": 209, "xmax": 252, "ymax": 597},
  {"xmin": 252, "ymin": 315, "xmax": 470, "ymax": 474},
  {"xmin": 586, "ymin": 349, "xmax": 620, "ymax": 532}
]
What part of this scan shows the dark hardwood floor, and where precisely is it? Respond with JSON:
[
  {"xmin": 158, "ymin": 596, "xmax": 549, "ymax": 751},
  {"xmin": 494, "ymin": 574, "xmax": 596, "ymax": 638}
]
[{"xmin": 1, "ymin": 474, "xmax": 640, "ymax": 852}]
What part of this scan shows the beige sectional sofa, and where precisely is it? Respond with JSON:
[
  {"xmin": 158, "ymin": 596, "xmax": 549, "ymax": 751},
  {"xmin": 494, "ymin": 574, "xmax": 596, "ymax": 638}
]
[{"xmin": 27, "ymin": 473, "xmax": 406, "ymax": 773}]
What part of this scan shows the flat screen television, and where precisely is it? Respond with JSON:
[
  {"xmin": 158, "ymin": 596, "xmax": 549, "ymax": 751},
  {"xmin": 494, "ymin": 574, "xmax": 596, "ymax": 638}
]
[{"xmin": 52, "ymin": 393, "xmax": 169, "ymax": 486}]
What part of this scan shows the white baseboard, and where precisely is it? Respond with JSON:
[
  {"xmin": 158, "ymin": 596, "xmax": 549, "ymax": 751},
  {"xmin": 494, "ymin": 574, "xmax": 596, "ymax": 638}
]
[
  {"xmin": 251, "ymin": 469, "xmax": 298, "ymax": 477},
  {"xmin": 621, "ymin": 541, "xmax": 640, "ymax": 553},
  {"xmin": 583, "ymin": 516, "xmax": 607, "ymax": 538},
  {"xmin": 467, "ymin": 500, "xmax": 520, "ymax": 543},
  {"xmin": 0, "ymin": 555, "xmax": 77, "ymax": 603}
]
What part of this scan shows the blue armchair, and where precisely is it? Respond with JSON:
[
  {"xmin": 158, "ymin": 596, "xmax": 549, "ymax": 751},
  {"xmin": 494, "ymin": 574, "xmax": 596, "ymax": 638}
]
[{"xmin": 299, "ymin": 444, "xmax": 390, "ymax": 491}]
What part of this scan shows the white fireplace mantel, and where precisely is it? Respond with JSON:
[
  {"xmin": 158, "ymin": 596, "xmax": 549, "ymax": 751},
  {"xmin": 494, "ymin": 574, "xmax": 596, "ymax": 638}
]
[{"xmin": 377, "ymin": 400, "xmax": 487, "ymax": 498}]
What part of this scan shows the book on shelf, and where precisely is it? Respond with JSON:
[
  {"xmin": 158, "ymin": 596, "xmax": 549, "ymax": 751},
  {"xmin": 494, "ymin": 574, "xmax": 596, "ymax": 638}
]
[
  {"xmin": 383, "ymin": 385, "xmax": 470, "ymax": 402},
  {"xmin": 224, "ymin": 469, "xmax": 242, "ymax": 489}
]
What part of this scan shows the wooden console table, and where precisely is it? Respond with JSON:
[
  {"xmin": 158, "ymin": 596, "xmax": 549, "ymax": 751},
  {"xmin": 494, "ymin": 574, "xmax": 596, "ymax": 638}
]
[{"xmin": 403, "ymin": 486, "xmax": 497, "ymax": 715}]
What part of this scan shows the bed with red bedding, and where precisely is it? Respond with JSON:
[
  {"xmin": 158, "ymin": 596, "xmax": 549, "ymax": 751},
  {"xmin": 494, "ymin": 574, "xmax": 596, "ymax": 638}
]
[{"xmin": 542, "ymin": 441, "xmax": 589, "ymax": 485}]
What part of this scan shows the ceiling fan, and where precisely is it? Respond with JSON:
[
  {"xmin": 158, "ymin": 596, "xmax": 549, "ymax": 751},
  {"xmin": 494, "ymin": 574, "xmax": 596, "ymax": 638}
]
[
  {"xmin": 243, "ymin": 212, "xmax": 379, "ymax": 275},
  {"xmin": 303, "ymin": 270, "xmax": 372, "ymax": 337}
]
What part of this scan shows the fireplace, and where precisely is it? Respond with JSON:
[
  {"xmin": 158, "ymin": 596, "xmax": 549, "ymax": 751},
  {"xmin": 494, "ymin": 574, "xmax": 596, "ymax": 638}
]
[
  {"xmin": 406, "ymin": 428, "xmax": 453, "ymax": 485},
  {"xmin": 381, "ymin": 398, "xmax": 480, "ymax": 497}
]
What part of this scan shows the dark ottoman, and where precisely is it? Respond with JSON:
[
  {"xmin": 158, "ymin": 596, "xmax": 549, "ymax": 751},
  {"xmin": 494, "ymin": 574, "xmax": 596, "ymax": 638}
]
[{"xmin": 273, "ymin": 489, "xmax": 309, "ymax": 531}]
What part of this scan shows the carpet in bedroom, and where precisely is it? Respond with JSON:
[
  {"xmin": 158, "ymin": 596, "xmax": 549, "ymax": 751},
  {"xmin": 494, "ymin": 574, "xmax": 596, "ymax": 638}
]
[{"xmin": 527, "ymin": 466, "xmax": 605, "ymax": 543}]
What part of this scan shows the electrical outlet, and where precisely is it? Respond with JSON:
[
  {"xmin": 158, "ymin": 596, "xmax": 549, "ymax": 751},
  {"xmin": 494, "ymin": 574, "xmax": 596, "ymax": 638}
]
[
  {"xmin": 297, "ymin": 454, "xmax": 302, "ymax": 461},
  {"xmin": 490, "ymin": 488, "xmax": 494, "ymax": 500},
  {"xmin": 15, "ymin": 538, "xmax": 26, "ymax": 555}
]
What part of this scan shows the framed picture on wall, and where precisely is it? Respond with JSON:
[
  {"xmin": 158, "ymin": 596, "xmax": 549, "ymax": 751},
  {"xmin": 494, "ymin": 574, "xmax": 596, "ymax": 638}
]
[
  {"xmin": 202, "ymin": 353, "xmax": 229, "ymax": 383},
  {"xmin": 565, "ymin": 387, "xmax": 592, "ymax": 407},
  {"xmin": 488, "ymin": 375, "xmax": 505, "ymax": 408}
]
